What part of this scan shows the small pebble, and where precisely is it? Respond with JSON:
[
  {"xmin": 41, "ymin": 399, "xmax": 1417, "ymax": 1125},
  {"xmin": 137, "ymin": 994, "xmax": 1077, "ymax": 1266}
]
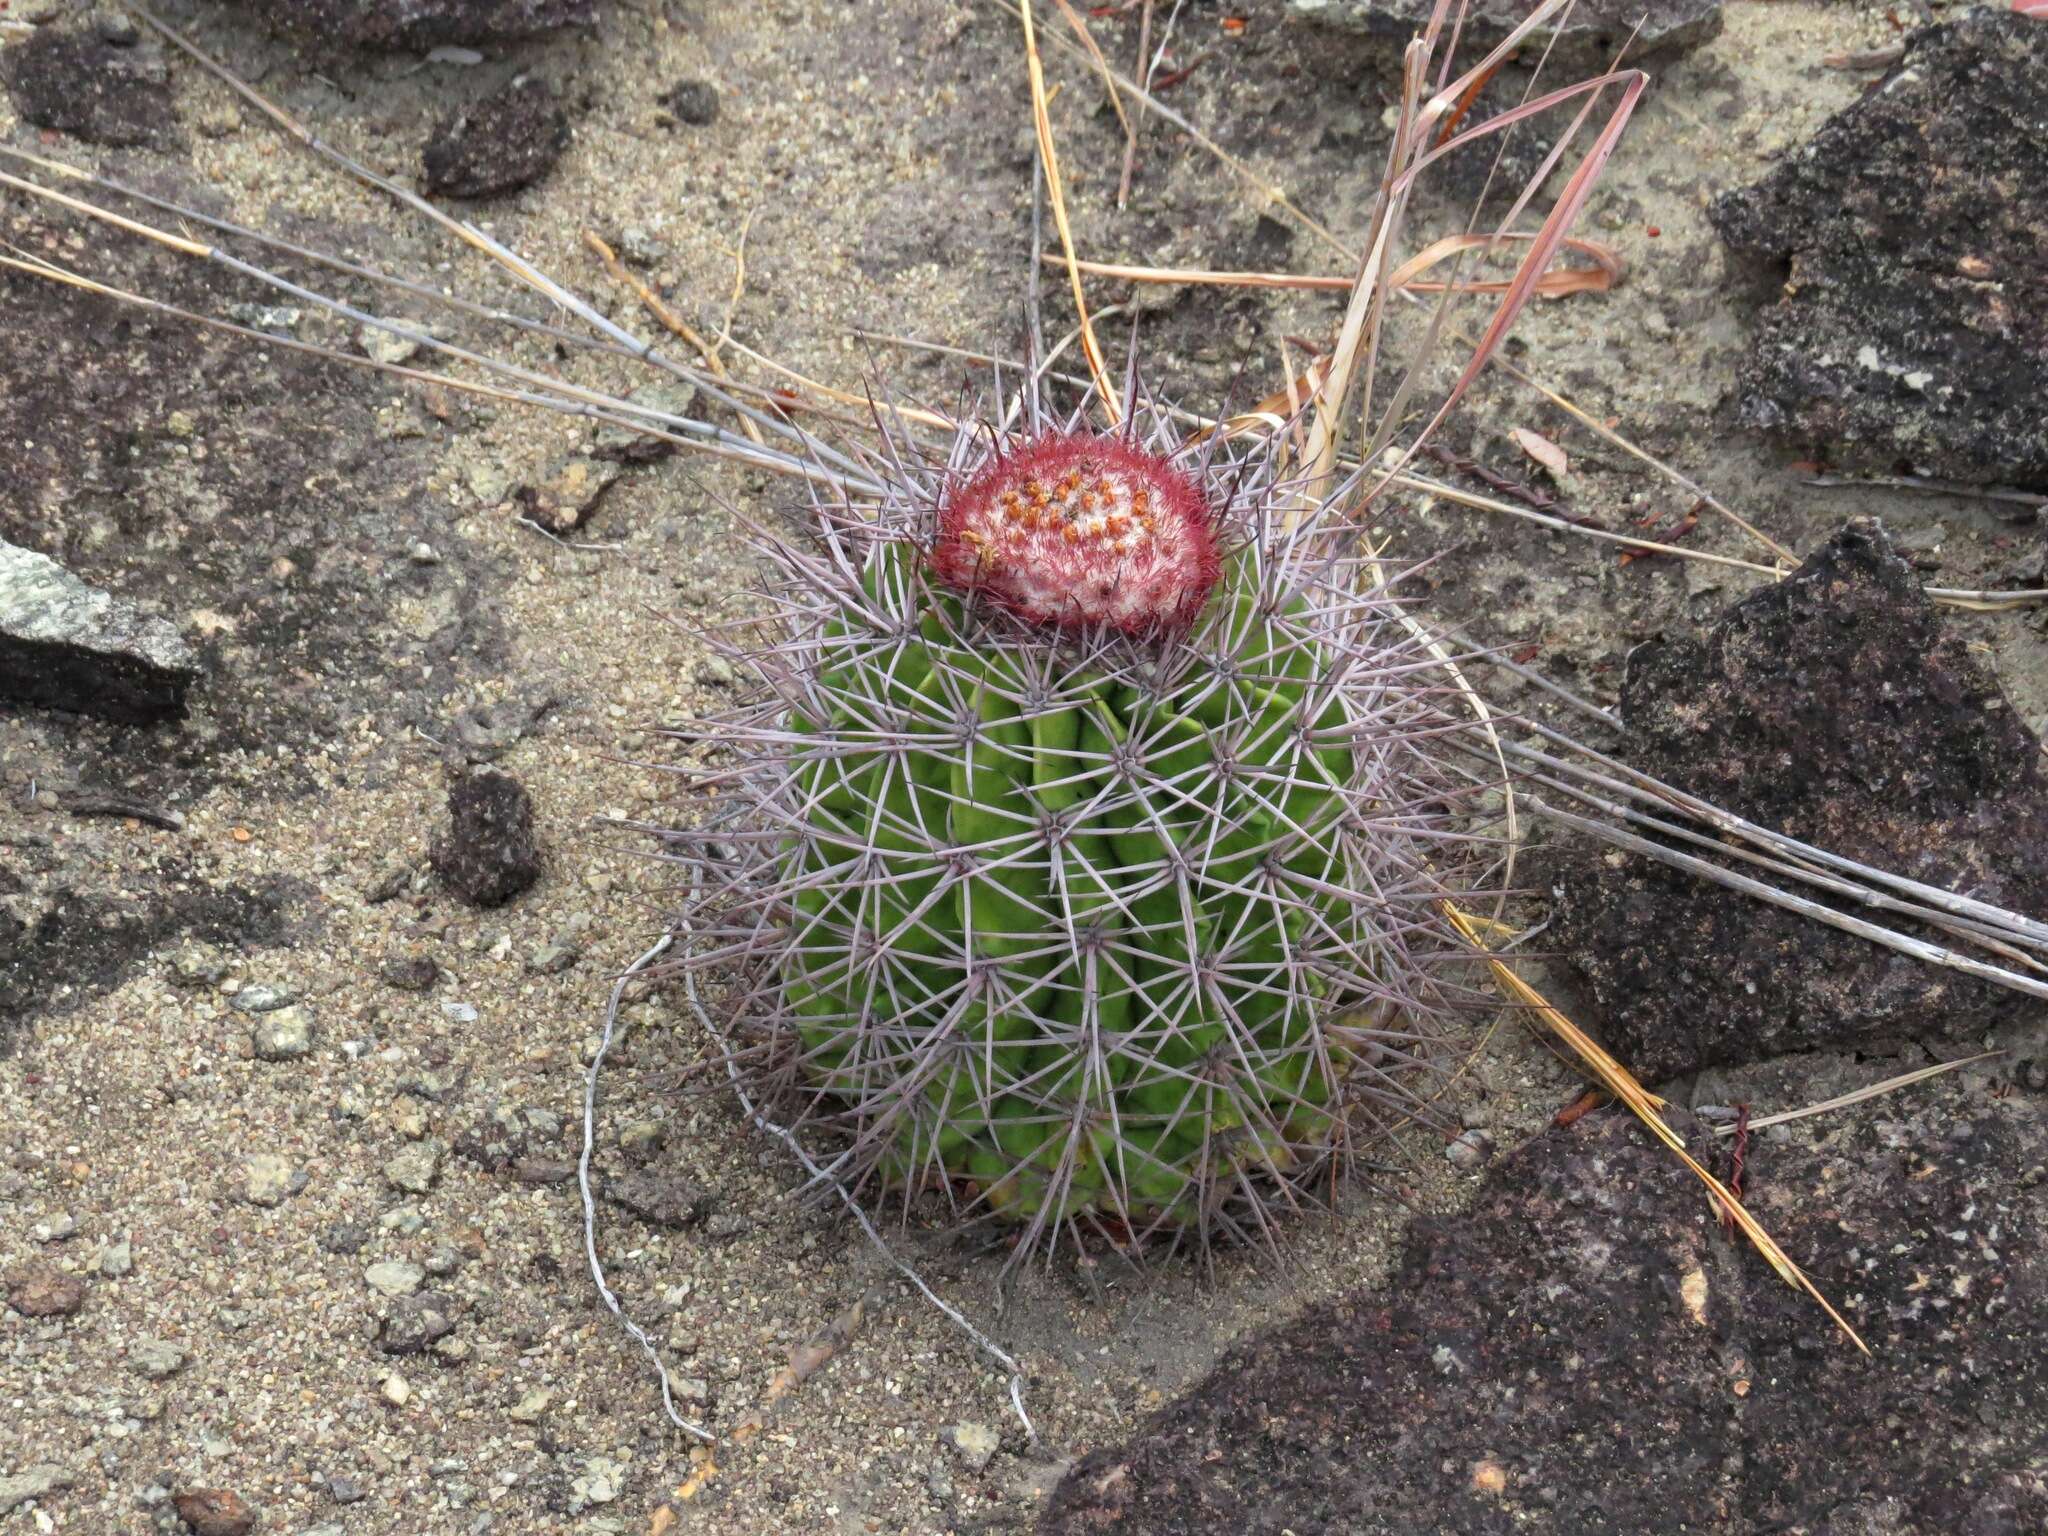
[
  {"xmin": 384, "ymin": 1139, "xmax": 447, "ymax": 1194},
  {"xmin": 364, "ymin": 1261, "xmax": 425, "ymax": 1299},
  {"xmin": 99, "ymin": 1234, "xmax": 134, "ymax": 1278},
  {"xmin": 661, "ymin": 79, "xmax": 719, "ymax": 125},
  {"xmin": 172, "ymin": 1487, "xmax": 255, "ymax": 1535},
  {"xmin": 5, "ymin": 1264, "xmax": 87, "ymax": 1318},
  {"xmin": 508, "ymin": 1388, "xmax": 552, "ymax": 1424},
  {"xmin": 129, "ymin": 1339, "xmax": 188, "ymax": 1380},
  {"xmin": 31, "ymin": 1213, "xmax": 78, "ymax": 1244},
  {"xmin": 1446, "ymin": 1129, "xmax": 1494, "ymax": 1170},
  {"xmin": 250, "ymin": 1007, "xmax": 316, "ymax": 1061},
  {"xmin": 230, "ymin": 983, "xmax": 297, "ymax": 1014},
  {"xmin": 241, "ymin": 1153, "xmax": 302, "ymax": 1207},
  {"xmin": 380, "ymin": 1371, "xmax": 412, "ymax": 1407},
  {"xmin": 943, "ymin": 1422, "xmax": 1001, "ymax": 1472}
]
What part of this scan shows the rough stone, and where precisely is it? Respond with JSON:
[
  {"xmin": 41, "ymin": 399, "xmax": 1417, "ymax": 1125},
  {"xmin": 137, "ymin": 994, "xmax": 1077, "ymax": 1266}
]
[
  {"xmin": 514, "ymin": 452, "xmax": 622, "ymax": 532},
  {"xmin": 376, "ymin": 1294, "xmax": 459, "ymax": 1355},
  {"xmin": 383, "ymin": 1138, "xmax": 447, "ymax": 1195},
  {"xmin": 591, "ymin": 381, "xmax": 700, "ymax": 463},
  {"xmin": 0, "ymin": 1464, "xmax": 70, "ymax": 1515},
  {"xmin": 1710, "ymin": 13, "xmax": 2048, "ymax": 488},
  {"xmin": 454, "ymin": 1101, "xmax": 559, "ymax": 1170},
  {"xmin": 129, "ymin": 1339, "xmax": 188, "ymax": 1379},
  {"xmin": 5, "ymin": 1264, "xmax": 86, "ymax": 1318},
  {"xmin": 1289, "ymin": 0, "xmax": 1722, "ymax": 69},
  {"xmin": 944, "ymin": 1422, "xmax": 1001, "ymax": 1473},
  {"xmin": 603, "ymin": 1169, "xmax": 710, "ymax": 1230},
  {"xmin": 449, "ymin": 690, "xmax": 556, "ymax": 763},
  {"xmin": 250, "ymin": 1006, "xmax": 317, "ymax": 1061},
  {"xmin": 229, "ymin": 983, "xmax": 297, "ymax": 1013},
  {"xmin": 1554, "ymin": 520, "xmax": 2048, "ymax": 1080},
  {"xmin": 0, "ymin": 540, "xmax": 197, "ymax": 723},
  {"xmin": 1043, "ymin": 1079, "xmax": 2048, "ymax": 1535},
  {"xmin": 0, "ymin": 25, "xmax": 173, "ymax": 148},
  {"xmin": 432, "ymin": 770, "xmax": 542, "ymax": 907},
  {"xmin": 241, "ymin": 1153, "xmax": 303, "ymax": 1207},
  {"xmin": 660, "ymin": 79, "xmax": 720, "ymax": 126},
  {"xmin": 508, "ymin": 1388, "xmax": 552, "ymax": 1423},
  {"xmin": 228, "ymin": 0, "xmax": 596, "ymax": 49},
  {"xmin": 364, "ymin": 1260, "xmax": 425, "ymax": 1299},
  {"xmin": 171, "ymin": 1487, "xmax": 255, "ymax": 1536},
  {"xmin": 422, "ymin": 76, "xmax": 570, "ymax": 200}
]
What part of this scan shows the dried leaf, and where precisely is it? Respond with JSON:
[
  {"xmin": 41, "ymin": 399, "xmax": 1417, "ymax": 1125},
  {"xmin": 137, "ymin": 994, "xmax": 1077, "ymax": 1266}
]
[{"xmin": 1510, "ymin": 427, "xmax": 1569, "ymax": 478}]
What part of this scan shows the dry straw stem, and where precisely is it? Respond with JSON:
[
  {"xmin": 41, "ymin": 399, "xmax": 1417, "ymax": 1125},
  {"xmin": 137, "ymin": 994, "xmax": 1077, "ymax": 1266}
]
[
  {"xmin": 1713, "ymin": 1051, "xmax": 2005, "ymax": 1138},
  {"xmin": 1041, "ymin": 229, "xmax": 1626, "ymax": 299},
  {"xmin": 580, "ymin": 229, "xmax": 767, "ymax": 448},
  {"xmin": 1019, "ymin": 0, "xmax": 1120, "ymax": 420},
  {"xmin": 0, "ymin": 250, "xmax": 842, "ymax": 490},
  {"xmin": 999, "ymin": 0, "xmax": 1801, "ymax": 567},
  {"xmin": 1441, "ymin": 903, "xmax": 1872, "ymax": 1356},
  {"xmin": 1018, "ymin": 2, "xmax": 2047, "ymax": 606}
]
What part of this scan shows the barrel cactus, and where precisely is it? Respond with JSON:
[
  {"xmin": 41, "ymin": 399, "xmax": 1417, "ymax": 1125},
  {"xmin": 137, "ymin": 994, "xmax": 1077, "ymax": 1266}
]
[{"xmin": 668, "ymin": 396, "xmax": 1486, "ymax": 1263}]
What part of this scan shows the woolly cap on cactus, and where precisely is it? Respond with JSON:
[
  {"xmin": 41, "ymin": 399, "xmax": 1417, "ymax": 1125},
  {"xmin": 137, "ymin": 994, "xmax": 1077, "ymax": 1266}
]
[
  {"xmin": 930, "ymin": 431, "xmax": 1222, "ymax": 634},
  {"xmin": 666, "ymin": 389, "xmax": 1493, "ymax": 1267}
]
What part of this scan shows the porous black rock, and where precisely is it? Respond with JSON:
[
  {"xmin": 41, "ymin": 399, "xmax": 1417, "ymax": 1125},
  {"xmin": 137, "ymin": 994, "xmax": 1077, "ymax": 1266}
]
[
  {"xmin": 659, "ymin": 79, "xmax": 720, "ymax": 126},
  {"xmin": 1554, "ymin": 520, "xmax": 2048, "ymax": 1080},
  {"xmin": 422, "ymin": 77, "xmax": 570, "ymax": 200},
  {"xmin": 228, "ymin": 0, "xmax": 596, "ymax": 51},
  {"xmin": 0, "ymin": 539, "xmax": 196, "ymax": 723},
  {"xmin": 0, "ymin": 25, "xmax": 173, "ymax": 148},
  {"xmin": 1289, "ymin": 0, "xmax": 1723, "ymax": 69},
  {"xmin": 431, "ymin": 769, "xmax": 541, "ymax": 907},
  {"xmin": 1044, "ymin": 1079, "xmax": 2048, "ymax": 1535},
  {"xmin": 1710, "ymin": 12, "xmax": 2048, "ymax": 488}
]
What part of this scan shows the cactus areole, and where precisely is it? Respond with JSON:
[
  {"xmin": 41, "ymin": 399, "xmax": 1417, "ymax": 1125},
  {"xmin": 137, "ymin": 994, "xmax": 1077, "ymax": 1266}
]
[{"xmin": 671, "ymin": 403, "xmax": 1483, "ymax": 1265}]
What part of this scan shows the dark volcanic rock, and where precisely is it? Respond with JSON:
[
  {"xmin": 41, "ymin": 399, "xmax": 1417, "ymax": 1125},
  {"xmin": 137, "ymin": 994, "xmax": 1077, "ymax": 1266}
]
[
  {"xmin": 0, "ymin": 26, "xmax": 173, "ymax": 148},
  {"xmin": 229, "ymin": 0, "xmax": 596, "ymax": 50},
  {"xmin": 422, "ymin": 77, "xmax": 570, "ymax": 200},
  {"xmin": 432, "ymin": 769, "xmax": 541, "ymax": 906},
  {"xmin": 1044, "ymin": 1080, "xmax": 2048, "ymax": 1536},
  {"xmin": 1289, "ymin": 0, "xmax": 1723, "ymax": 68},
  {"xmin": 660, "ymin": 79, "xmax": 720, "ymax": 126},
  {"xmin": 0, "ymin": 540, "xmax": 197, "ymax": 723},
  {"xmin": 1711, "ymin": 13, "xmax": 2048, "ymax": 488},
  {"xmin": 1555, "ymin": 520, "xmax": 2048, "ymax": 1080}
]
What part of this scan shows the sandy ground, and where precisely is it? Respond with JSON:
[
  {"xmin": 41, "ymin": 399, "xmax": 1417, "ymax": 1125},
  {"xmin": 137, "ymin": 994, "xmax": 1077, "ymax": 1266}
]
[{"xmin": 2, "ymin": 1, "xmax": 2039, "ymax": 1532}]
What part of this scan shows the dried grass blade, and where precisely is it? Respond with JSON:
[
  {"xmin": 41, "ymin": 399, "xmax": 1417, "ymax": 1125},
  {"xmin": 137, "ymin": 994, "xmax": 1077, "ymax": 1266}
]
[
  {"xmin": 1442, "ymin": 902, "xmax": 1871, "ymax": 1355},
  {"xmin": 1018, "ymin": 0, "xmax": 1120, "ymax": 421},
  {"xmin": 1040, "ymin": 231, "xmax": 1622, "ymax": 298},
  {"xmin": 1720, "ymin": 1052, "xmax": 2005, "ymax": 1137}
]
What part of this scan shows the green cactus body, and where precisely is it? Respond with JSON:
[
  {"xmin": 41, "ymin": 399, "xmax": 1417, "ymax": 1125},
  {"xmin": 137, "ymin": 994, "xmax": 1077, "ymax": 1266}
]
[{"xmin": 681, "ymin": 418, "xmax": 1479, "ymax": 1262}]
